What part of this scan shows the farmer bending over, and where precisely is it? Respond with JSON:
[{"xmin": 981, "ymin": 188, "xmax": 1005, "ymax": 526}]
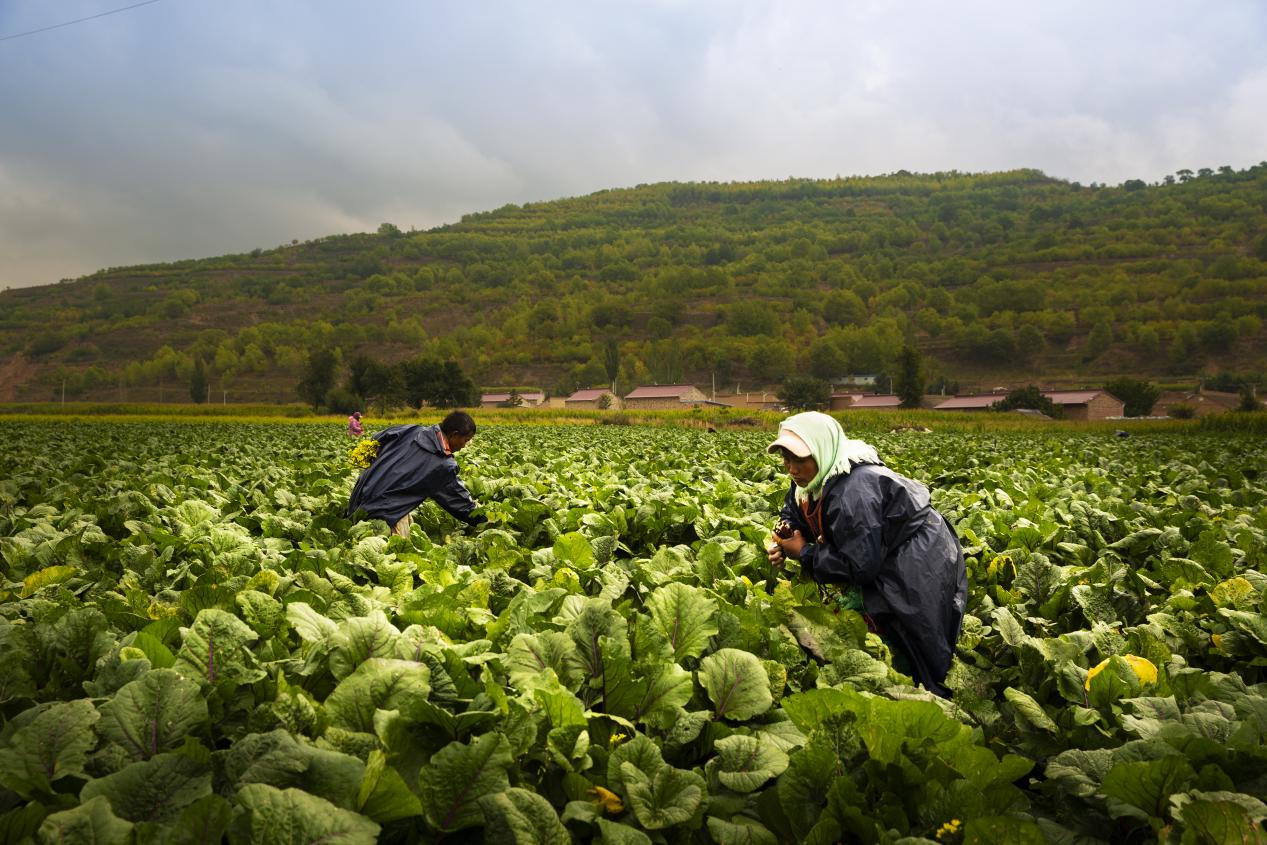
[
  {"xmin": 348, "ymin": 410, "xmax": 486, "ymax": 536},
  {"xmin": 766, "ymin": 411, "xmax": 967, "ymax": 697}
]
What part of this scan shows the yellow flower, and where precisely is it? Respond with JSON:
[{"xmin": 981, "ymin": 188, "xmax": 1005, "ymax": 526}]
[
  {"xmin": 1211, "ymin": 633, "xmax": 1224, "ymax": 649},
  {"xmin": 936, "ymin": 819, "xmax": 962, "ymax": 840},
  {"xmin": 589, "ymin": 786, "xmax": 623, "ymax": 814},
  {"xmin": 1085, "ymin": 654, "xmax": 1158, "ymax": 690},
  {"xmin": 348, "ymin": 439, "xmax": 378, "ymax": 469},
  {"xmin": 609, "ymin": 732, "xmax": 628, "ymax": 747}
]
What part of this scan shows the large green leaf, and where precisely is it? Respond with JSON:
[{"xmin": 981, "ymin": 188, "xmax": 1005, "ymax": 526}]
[
  {"xmin": 780, "ymin": 689, "xmax": 853, "ymax": 734},
  {"xmin": 168, "ymin": 794, "xmax": 232, "ymax": 845},
  {"xmin": 777, "ymin": 741, "xmax": 839, "ymax": 840},
  {"xmin": 566, "ymin": 598, "xmax": 629, "ymax": 682},
  {"xmin": 553, "ymin": 532, "xmax": 596, "ymax": 568},
  {"xmin": 0, "ymin": 801, "xmax": 47, "ymax": 844},
  {"xmin": 232, "ymin": 783, "xmax": 381, "ymax": 844},
  {"xmin": 0, "ymin": 699, "xmax": 99, "ymax": 793},
  {"xmin": 964, "ymin": 816, "xmax": 1046, "ymax": 844},
  {"xmin": 711, "ymin": 734, "xmax": 790, "ymax": 793},
  {"xmin": 215, "ymin": 729, "xmax": 365, "ymax": 810},
  {"xmin": 324, "ymin": 657, "xmax": 431, "ymax": 732},
  {"xmin": 699, "ymin": 648, "xmax": 773, "ymax": 721},
  {"xmin": 1176, "ymin": 797, "xmax": 1267, "ymax": 845},
  {"xmin": 1004, "ymin": 686, "xmax": 1058, "ymax": 734},
  {"xmin": 646, "ymin": 583, "xmax": 718, "ymax": 661},
  {"xmin": 357, "ymin": 750, "xmax": 422, "ymax": 824},
  {"xmin": 37, "ymin": 796, "xmax": 133, "ymax": 845},
  {"xmin": 602, "ymin": 655, "xmax": 693, "ymax": 728},
  {"xmin": 596, "ymin": 817, "xmax": 654, "ymax": 845},
  {"xmin": 507, "ymin": 631, "xmax": 585, "ymax": 692},
  {"xmin": 79, "ymin": 752, "xmax": 212, "ymax": 823},
  {"xmin": 706, "ymin": 815, "xmax": 780, "ymax": 845},
  {"xmin": 328, "ymin": 612, "xmax": 400, "ymax": 681},
  {"xmin": 1101, "ymin": 756, "xmax": 1196, "ymax": 821},
  {"xmin": 97, "ymin": 668, "xmax": 208, "ymax": 760},
  {"xmin": 606, "ymin": 733, "xmax": 665, "ymax": 797},
  {"xmin": 418, "ymin": 732, "xmax": 513, "ymax": 833},
  {"xmin": 174, "ymin": 608, "xmax": 266, "ymax": 688},
  {"xmin": 620, "ymin": 761, "xmax": 705, "ymax": 830},
  {"xmin": 285, "ymin": 601, "xmax": 338, "ymax": 643},
  {"xmin": 478, "ymin": 787, "xmax": 571, "ymax": 845}
]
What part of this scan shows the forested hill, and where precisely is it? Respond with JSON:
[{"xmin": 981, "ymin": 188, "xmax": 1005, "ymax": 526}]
[{"xmin": 2, "ymin": 165, "xmax": 1266, "ymax": 403}]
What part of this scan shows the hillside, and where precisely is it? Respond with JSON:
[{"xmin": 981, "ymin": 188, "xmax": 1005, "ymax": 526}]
[{"xmin": 2, "ymin": 166, "xmax": 1265, "ymax": 403}]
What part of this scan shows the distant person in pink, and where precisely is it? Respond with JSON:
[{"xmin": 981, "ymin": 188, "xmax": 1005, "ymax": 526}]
[{"xmin": 347, "ymin": 411, "xmax": 363, "ymax": 437}]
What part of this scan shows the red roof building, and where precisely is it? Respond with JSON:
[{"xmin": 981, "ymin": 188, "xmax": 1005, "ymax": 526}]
[
  {"xmin": 1150, "ymin": 390, "xmax": 1242, "ymax": 417},
  {"xmin": 480, "ymin": 391, "xmax": 546, "ymax": 408},
  {"xmin": 622, "ymin": 384, "xmax": 710, "ymax": 409},
  {"xmin": 934, "ymin": 390, "xmax": 1124, "ymax": 421},
  {"xmin": 830, "ymin": 393, "xmax": 903, "ymax": 410},
  {"xmin": 564, "ymin": 388, "xmax": 619, "ymax": 408}
]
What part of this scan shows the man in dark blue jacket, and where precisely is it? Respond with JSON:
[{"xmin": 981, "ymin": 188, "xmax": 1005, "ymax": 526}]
[{"xmin": 347, "ymin": 411, "xmax": 486, "ymax": 536}]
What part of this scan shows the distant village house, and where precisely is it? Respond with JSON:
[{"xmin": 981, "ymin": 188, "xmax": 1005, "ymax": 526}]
[
  {"xmin": 830, "ymin": 393, "xmax": 902, "ymax": 411},
  {"xmin": 480, "ymin": 390, "xmax": 546, "ymax": 408},
  {"xmin": 1150, "ymin": 390, "xmax": 1241, "ymax": 418},
  {"xmin": 622, "ymin": 384, "xmax": 711, "ymax": 409},
  {"xmin": 933, "ymin": 390, "xmax": 1124, "ymax": 421},
  {"xmin": 564, "ymin": 388, "xmax": 619, "ymax": 409}
]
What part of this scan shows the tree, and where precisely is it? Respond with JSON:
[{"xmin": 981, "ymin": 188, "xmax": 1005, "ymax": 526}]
[
  {"xmin": 402, "ymin": 356, "xmax": 442, "ymax": 409},
  {"xmin": 822, "ymin": 289, "xmax": 867, "ymax": 326},
  {"xmin": 1105, "ymin": 377, "xmax": 1161, "ymax": 417},
  {"xmin": 297, "ymin": 348, "xmax": 339, "ymax": 410},
  {"xmin": 189, "ymin": 357, "xmax": 208, "ymax": 404},
  {"xmin": 1238, "ymin": 385, "xmax": 1262, "ymax": 412},
  {"xmin": 602, "ymin": 338, "xmax": 620, "ymax": 390},
  {"xmin": 893, "ymin": 345, "xmax": 925, "ymax": 408},
  {"xmin": 500, "ymin": 389, "xmax": 524, "ymax": 408},
  {"xmin": 346, "ymin": 353, "xmax": 378, "ymax": 405},
  {"xmin": 1084, "ymin": 321, "xmax": 1113, "ymax": 360},
  {"xmin": 430, "ymin": 361, "xmax": 478, "ymax": 408},
  {"xmin": 991, "ymin": 385, "xmax": 1062, "ymax": 418},
  {"xmin": 726, "ymin": 301, "xmax": 779, "ymax": 336},
  {"xmin": 778, "ymin": 376, "xmax": 831, "ymax": 411},
  {"xmin": 1017, "ymin": 325, "xmax": 1046, "ymax": 362},
  {"xmin": 362, "ymin": 361, "xmax": 405, "ymax": 413},
  {"xmin": 808, "ymin": 339, "xmax": 847, "ymax": 381}
]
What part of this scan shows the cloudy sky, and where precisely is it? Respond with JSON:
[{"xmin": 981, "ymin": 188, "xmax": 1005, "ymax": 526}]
[{"xmin": 1, "ymin": 1, "xmax": 1264, "ymax": 289}]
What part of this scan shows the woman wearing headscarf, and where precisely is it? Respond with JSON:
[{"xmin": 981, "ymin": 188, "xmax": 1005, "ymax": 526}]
[{"xmin": 766, "ymin": 411, "xmax": 967, "ymax": 697}]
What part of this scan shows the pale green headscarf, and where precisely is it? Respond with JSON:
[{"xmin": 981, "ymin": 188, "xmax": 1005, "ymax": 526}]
[{"xmin": 778, "ymin": 411, "xmax": 880, "ymax": 504}]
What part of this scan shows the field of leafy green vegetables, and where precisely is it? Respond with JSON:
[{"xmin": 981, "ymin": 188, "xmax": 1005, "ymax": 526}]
[{"xmin": 0, "ymin": 421, "xmax": 1264, "ymax": 844}]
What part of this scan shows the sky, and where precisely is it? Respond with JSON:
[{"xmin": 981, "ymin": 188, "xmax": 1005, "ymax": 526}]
[{"xmin": 1, "ymin": 1, "xmax": 1265, "ymax": 289}]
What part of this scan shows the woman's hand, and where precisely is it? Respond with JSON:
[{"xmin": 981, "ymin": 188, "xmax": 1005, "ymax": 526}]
[
  {"xmin": 780, "ymin": 529, "xmax": 807, "ymax": 560},
  {"xmin": 767, "ymin": 530, "xmax": 807, "ymax": 565}
]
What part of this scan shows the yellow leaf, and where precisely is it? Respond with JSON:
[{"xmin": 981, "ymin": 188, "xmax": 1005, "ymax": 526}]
[
  {"xmin": 1085, "ymin": 653, "xmax": 1158, "ymax": 690},
  {"xmin": 1123, "ymin": 654, "xmax": 1158, "ymax": 686},
  {"xmin": 589, "ymin": 786, "xmax": 623, "ymax": 814},
  {"xmin": 21, "ymin": 565, "xmax": 77, "ymax": 598}
]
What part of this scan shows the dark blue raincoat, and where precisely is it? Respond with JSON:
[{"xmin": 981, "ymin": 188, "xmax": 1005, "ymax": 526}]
[
  {"xmin": 781, "ymin": 462, "xmax": 967, "ymax": 696},
  {"xmin": 348, "ymin": 424, "xmax": 483, "ymax": 526}
]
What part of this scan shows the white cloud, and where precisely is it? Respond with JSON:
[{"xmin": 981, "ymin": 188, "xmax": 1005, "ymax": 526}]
[{"xmin": 1, "ymin": 0, "xmax": 1264, "ymax": 287}]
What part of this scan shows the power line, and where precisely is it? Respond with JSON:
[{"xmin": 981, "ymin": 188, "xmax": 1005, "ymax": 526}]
[{"xmin": 0, "ymin": 0, "xmax": 163, "ymax": 43}]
